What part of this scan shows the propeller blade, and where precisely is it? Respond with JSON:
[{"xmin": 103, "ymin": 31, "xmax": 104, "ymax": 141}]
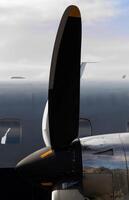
[
  {"xmin": 16, "ymin": 6, "xmax": 82, "ymax": 196},
  {"xmin": 42, "ymin": 101, "xmax": 51, "ymax": 146},
  {"xmin": 49, "ymin": 5, "xmax": 81, "ymax": 150}
]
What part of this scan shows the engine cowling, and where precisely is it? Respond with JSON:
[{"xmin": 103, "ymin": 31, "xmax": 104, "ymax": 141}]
[{"xmin": 80, "ymin": 133, "xmax": 129, "ymax": 199}]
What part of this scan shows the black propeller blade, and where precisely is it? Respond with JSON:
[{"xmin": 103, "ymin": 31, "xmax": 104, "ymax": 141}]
[
  {"xmin": 49, "ymin": 5, "xmax": 81, "ymax": 149},
  {"xmin": 16, "ymin": 5, "xmax": 82, "ymax": 197}
]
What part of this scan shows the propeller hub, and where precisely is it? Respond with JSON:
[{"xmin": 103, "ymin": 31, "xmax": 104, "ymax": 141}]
[{"xmin": 16, "ymin": 140, "xmax": 82, "ymax": 187}]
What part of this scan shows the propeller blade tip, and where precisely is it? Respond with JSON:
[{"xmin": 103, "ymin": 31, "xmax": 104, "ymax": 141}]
[{"xmin": 68, "ymin": 5, "xmax": 81, "ymax": 18}]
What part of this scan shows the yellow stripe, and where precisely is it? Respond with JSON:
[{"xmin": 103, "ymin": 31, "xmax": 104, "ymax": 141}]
[
  {"xmin": 69, "ymin": 6, "xmax": 80, "ymax": 18},
  {"xmin": 40, "ymin": 149, "xmax": 54, "ymax": 158}
]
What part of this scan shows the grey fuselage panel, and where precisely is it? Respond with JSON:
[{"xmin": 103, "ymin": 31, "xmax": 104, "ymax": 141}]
[
  {"xmin": 0, "ymin": 76, "xmax": 129, "ymax": 167},
  {"xmin": 0, "ymin": 79, "xmax": 47, "ymax": 167},
  {"xmin": 80, "ymin": 79, "xmax": 129, "ymax": 135}
]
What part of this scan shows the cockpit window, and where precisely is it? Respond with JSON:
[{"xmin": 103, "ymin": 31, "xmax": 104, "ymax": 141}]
[
  {"xmin": 0, "ymin": 120, "xmax": 22, "ymax": 144},
  {"xmin": 79, "ymin": 118, "xmax": 92, "ymax": 137}
]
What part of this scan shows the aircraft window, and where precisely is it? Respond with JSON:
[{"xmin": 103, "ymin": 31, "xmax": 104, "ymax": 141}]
[
  {"xmin": 0, "ymin": 120, "xmax": 22, "ymax": 144},
  {"xmin": 79, "ymin": 118, "xmax": 92, "ymax": 137}
]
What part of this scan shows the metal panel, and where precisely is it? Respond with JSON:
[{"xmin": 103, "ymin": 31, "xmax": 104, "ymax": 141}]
[{"xmin": 80, "ymin": 133, "xmax": 129, "ymax": 199}]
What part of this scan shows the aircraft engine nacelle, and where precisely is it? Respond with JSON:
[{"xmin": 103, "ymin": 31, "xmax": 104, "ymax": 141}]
[{"xmin": 80, "ymin": 133, "xmax": 129, "ymax": 200}]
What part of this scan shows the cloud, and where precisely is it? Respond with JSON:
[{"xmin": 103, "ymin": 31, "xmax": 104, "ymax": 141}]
[
  {"xmin": 0, "ymin": 0, "xmax": 122, "ymax": 24},
  {"xmin": 82, "ymin": 36, "xmax": 129, "ymax": 64},
  {"xmin": 82, "ymin": 37, "xmax": 129, "ymax": 80},
  {"xmin": 0, "ymin": 0, "xmax": 127, "ymax": 76}
]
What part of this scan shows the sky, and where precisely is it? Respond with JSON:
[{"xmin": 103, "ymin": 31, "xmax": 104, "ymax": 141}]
[{"xmin": 0, "ymin": 0, "xmax": 129, "ymax": 79}]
